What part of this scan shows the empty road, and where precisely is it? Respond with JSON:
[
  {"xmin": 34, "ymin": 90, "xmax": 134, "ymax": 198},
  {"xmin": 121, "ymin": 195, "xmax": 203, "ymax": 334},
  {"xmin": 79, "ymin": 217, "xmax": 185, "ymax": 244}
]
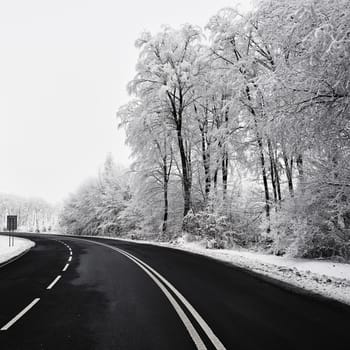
[{"xmin": 0, "ymin": 233, "xmax": 349, "ymax": 349}]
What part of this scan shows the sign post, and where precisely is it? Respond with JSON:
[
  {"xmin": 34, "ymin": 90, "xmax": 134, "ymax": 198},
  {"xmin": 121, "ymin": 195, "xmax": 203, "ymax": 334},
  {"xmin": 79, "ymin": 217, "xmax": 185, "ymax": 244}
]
[{"xmin": 7, "ymin": 215, "xmax": 17, "ymax": 247}]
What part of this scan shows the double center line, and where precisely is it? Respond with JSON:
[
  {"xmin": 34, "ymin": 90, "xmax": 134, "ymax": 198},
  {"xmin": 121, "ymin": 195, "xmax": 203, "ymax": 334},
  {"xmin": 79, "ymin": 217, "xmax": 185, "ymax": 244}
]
[
  {"xmin": 86, "ymin": 239, "xmax": 227, "ymax": 350},
  {"xmin": 1, "ymin": 236, "xmax": 227, "ymax": 350}
]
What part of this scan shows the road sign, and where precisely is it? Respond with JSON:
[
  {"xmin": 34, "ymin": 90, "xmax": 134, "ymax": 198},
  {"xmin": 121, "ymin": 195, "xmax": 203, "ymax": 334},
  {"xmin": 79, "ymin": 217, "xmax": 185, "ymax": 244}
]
[{"xmin": 7, "ymin": 215, "xmax": 17, "ymax": 231}]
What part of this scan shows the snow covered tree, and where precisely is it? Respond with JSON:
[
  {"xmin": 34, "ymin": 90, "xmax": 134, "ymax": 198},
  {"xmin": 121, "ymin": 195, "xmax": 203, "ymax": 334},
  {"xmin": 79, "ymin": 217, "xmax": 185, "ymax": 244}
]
[
  {"xmin": 118, "ymin": 99, "xmax": 175, "ymax": 234},
  {"xmin": 59, "ymin": 155, "xmax": 130, "ymax": 236},
  {"xmin": 128, "ymin": 25, "xmax": 206, "ymax": 218},
  {"xmin": 114, "ymin": 0, "xmax": 350, "ymax": 258}
]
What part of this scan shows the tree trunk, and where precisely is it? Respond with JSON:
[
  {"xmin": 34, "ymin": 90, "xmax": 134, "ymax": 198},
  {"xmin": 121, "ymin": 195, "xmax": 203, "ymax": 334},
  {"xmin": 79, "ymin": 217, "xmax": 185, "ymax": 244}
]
[
  {"xmin": 222, "ymin": 148, "xmax": 228, "ymax": 203},
  {"xmin": 201, "ymin": 128, "xmax": 211, "ymax": 203},
  {"xmin": 258, "ymin": 138, "xmax": 270, "ymax": 220},
  {"xmin": 283, "ymin": 152, "xmax": 294, "ymax": 196},
  {"xmin": 177, "ymin": 127, "xmax": 191, "ymax": 217},
  {"xmin": 274, "ymin": 160, "xmax": 282, "ymax": 202},
  {"xmin": 268, "ymin": 139, "xmax": 277, "ymax": 207},
  {"xmin": 162, "ymin": 160, "xmax": 169, "ymax": 234},
  {"xmin": 246, "ymin": 86, "xmax": 270, "ymax": 221},
  {"xmin": 296, "ymin": 154, "xmax": 304, "ymax": 183},
  {"xmin": 213, "ymin": 168, "xmax": 218, "ymax": 190},
  {"xmin": 222, "ymin": 107, "xmax": 229, "ymax": 204},
  {"xmin": 168, "ymin": 91, "xmax": 192, "ymax": 218}
]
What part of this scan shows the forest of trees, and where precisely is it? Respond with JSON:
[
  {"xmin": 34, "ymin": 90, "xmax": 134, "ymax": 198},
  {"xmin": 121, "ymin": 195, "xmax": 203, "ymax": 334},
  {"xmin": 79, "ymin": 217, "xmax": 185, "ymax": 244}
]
[
  {"xmin": 0, "ymin": 193, "xmax": 58, "ymax": 232},
  {"xmin": 60, "ymin": 0, "xmax": 350, "ymax": 261},
  {"xmin": 59, "ymin": 155, "xmax": 135, "ymax": 237}
]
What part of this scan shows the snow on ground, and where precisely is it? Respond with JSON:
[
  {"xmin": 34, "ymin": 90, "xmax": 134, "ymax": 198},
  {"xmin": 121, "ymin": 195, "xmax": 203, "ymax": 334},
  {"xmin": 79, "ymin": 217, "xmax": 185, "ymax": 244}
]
[
  {"xmin": 165, "ymin": 239, "xmax": 350, "ymax": 305},
  {"xmin": 0, "ymin": 235, "xmax": 35, "ymax": 265},
  {"xmin": 49, "ymin": 232, "xmax": 350, "ymax": 305}
]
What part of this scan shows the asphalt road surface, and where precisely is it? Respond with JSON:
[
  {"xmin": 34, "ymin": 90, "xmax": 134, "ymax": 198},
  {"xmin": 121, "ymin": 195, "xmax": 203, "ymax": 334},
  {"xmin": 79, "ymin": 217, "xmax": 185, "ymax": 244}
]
[{"xmin": 0, "ymin": 233, "xmax": 349, "ymax": 350}]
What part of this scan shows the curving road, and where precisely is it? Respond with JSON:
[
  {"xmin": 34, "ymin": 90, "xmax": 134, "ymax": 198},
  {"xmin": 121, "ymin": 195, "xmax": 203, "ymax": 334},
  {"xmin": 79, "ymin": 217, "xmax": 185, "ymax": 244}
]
[{"xmin": 0, "ymin": 233, "xmax": 349, "ymax": 349}]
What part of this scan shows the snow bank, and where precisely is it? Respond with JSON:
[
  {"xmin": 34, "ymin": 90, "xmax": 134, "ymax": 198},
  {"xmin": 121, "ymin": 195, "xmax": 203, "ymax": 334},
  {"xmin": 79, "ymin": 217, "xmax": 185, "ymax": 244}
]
[
  {"xmin": 0, "ymin": 235, "xmax": 35, "ymax": 265},
  {"xmin": 166, "ymin": 240, "xmax": 350, "ymax": 305}
]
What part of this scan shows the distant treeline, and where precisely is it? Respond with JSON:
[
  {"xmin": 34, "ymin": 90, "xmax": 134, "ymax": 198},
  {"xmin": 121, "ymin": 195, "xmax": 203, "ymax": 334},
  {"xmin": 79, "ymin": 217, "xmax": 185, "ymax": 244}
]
[{"xmin": 0, "ymin": 193, "xmax": 58, "ymax": 232}]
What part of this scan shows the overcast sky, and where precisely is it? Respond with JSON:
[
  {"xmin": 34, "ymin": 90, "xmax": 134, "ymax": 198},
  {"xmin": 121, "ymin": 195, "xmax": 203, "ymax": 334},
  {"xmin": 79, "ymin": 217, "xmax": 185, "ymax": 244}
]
[{"xmin": 0, "ymin": 0, "xmax": 251, "ymax": 204}]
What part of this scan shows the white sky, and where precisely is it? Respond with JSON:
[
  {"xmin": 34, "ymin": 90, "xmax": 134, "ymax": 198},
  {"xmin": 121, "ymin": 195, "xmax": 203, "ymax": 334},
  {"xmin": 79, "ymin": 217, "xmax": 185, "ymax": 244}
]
[{"xmin": 0, "ymin": 0, "xmax": 251, "ymax": 204}]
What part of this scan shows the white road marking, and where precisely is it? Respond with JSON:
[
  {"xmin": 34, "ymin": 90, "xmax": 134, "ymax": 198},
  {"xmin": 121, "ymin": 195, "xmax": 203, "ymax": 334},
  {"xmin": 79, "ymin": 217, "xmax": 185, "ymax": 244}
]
[
  {"xmin": 113, "ymin": 246, "xmax": 206, "ymax": 349},
  {"xmin": 121, "ymin": 249, "xmax": 226, "ymax": 350},
  {"xmin": 84, "ymin": 239, "xmax": 226, "ymax": 350},
  {"xmin": 56, "ymin": 240, "xmax": 72, "ymax": 257},
  {"xmin": 62, "ymin": 264, "xmax": 69, "ymax": 272},
  {"xmin": 1, "ymin": 298, "xmax": 40, "ymax": 331},
  {"xmin": 68, "ymin": 256, "xmax": 72, "ymax": 261},
  {"xmin": 47, "ymin": 275, "xmax": 61, "ymax": 290}
]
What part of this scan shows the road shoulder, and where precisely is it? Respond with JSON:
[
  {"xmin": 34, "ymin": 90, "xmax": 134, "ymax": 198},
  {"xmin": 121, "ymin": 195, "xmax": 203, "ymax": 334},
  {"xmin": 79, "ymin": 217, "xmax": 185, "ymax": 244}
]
[{"xmin": 0, "ymin": 235, "xmax": 35, "ymax": 267}]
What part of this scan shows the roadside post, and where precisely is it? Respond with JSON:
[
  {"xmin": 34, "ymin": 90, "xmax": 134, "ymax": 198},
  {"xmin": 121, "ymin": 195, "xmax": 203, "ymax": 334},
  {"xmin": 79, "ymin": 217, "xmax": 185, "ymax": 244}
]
[{"xmin": 6, "ymin": 215, "xmax": 17, "ymax": 247}]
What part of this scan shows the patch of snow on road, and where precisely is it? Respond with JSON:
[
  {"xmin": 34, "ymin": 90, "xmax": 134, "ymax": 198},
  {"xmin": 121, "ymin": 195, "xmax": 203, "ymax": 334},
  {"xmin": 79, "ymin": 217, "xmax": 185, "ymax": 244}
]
[{"xmin": 0, "ymin": 235, "xmax": 35, "ymax": 265}]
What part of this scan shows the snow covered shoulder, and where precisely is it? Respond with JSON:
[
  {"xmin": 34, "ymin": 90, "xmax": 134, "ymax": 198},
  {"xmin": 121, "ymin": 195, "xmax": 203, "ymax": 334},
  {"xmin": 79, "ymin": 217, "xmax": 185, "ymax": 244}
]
[
  {"xmin": 169, "ymin": 239, "xmax": 350, "ymax": 306},
  {"xmin": 0, "ymin": 235, "xmax": 35, "ymax": 265}
]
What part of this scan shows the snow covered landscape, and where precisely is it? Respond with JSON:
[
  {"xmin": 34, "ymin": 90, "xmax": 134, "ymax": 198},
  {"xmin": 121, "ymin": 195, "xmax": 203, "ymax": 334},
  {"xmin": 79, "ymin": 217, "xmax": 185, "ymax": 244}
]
[
  {"xmin": 0, "ymin": 235, "xmax": 35, "ymax": 265},
  {"xmin": 170, "ymin": 239, "xmax": 350, "ymax": 306},
  {"xmin": 1, "ymin": 0, "xmax": 349, "ymax": 307},
  {"xmin": 58, "ymin": 0, "xmax": 350, "ymax": 270},
  {"xmin": 52, "ymin": 0, "xmax": 350, "ymax": 305},
  {"xmin": 0, "ymin": 0, "xmax": 350, "ymax": 348}
]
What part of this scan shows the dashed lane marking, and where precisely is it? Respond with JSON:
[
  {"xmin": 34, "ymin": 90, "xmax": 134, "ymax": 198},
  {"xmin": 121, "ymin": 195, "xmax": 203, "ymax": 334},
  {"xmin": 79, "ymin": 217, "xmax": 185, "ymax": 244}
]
[
  {"xmin": 47, "ymin": 275, "xmax": 61, "ymax": 290},
  {"xmin": 1, "ymin": 298, "xmax": 40, "ymax": 331},
  {"xmin": 1, "ymin": 238, "xmax": 73, "ymax": 331}
]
